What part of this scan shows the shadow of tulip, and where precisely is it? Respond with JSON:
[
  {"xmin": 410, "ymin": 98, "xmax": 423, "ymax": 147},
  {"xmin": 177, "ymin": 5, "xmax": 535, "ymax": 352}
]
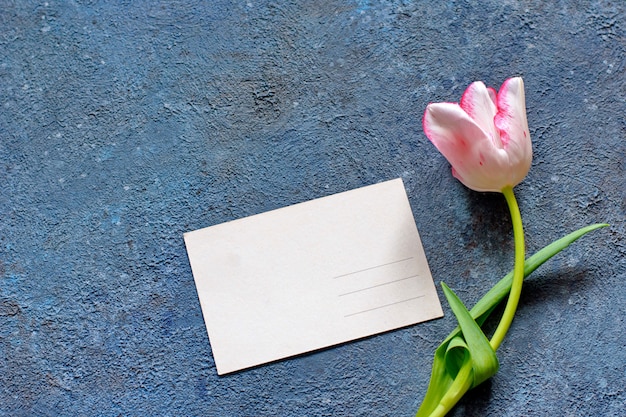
[
  {"xmin": 463, "ymin": 188, "xmax": 513, "ymax": 250},
  {"xmin": 519, "ymin": 267, "xmax": 593, "ymax": 308}
]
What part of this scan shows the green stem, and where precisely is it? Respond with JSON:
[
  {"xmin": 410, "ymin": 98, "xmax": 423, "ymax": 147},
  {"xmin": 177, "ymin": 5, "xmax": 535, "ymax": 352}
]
[{"xmin": 490, "ymin": 186, "xmax": 525, "ymax": 351}]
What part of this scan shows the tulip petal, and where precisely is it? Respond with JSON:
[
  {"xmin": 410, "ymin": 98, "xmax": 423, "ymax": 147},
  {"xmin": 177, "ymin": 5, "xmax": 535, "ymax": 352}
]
[
  {"xmin": 423, "ymin": 101, "xmax": 485, "ymax": 145},
  {"xmin": 460, "ymin": 81, "xmax": 500, "ymax": 148},
  {"xmin": 422, "ymin": 102, "xmax": 488, "ymax": 169},
  {"xmin": 494, "ymin": 77, "xmax": 533, "ymax": 183}
]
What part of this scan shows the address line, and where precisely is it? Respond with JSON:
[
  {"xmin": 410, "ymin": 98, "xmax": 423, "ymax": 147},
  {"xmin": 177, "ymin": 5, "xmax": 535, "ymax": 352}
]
[
  {"xmin": 333, "ymin": 257, "xmax": 414, "ymax": 279},
  {"xmin": 344, "ymin": 295, "xmax": 425, "ymax": 318}
]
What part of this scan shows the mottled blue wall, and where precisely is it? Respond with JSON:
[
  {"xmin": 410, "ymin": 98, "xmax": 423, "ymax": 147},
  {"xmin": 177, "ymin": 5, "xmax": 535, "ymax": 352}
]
[{"xmin": 1, "ymin": 1, "xmax": 624, "ymax": 416}]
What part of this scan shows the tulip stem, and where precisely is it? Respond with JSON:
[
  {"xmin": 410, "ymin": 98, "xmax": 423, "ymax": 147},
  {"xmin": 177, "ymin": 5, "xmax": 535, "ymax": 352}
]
[{"xmin": 490, "ymin": 186, "xmax": 525, "ymax": 351}]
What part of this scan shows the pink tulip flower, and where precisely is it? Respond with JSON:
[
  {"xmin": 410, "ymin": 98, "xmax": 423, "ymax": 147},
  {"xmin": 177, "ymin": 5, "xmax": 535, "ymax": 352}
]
[{"xmin": 423, "ymin": 77, "xmax": 533, "ymax": 192}]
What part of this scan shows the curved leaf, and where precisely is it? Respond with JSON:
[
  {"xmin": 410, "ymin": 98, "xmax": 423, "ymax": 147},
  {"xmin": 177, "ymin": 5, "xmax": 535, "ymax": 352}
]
[
  {"xmin": 441, "ymin": 283, "xmax": 499, "ymax": 387},
  {"xmin": 415, "ymin": 223, "xmax": 608, "ymax": 417}
]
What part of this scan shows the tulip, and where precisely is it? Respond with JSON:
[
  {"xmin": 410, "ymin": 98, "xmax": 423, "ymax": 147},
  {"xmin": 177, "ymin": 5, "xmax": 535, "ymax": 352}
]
[
  {"xmin": 421, "ymin": 78, "xmax": 532, "ymax": 355},
  {"xmin": 418, "ymin": 77, "xmax": 531, "ymax": 416},
  {"xmin": 416, "ymin": 77, "xmax": 607, "ymax": 417},
  {"xmin": 422, "ymin": 77, "xmax": 532, "ymax": 192}
]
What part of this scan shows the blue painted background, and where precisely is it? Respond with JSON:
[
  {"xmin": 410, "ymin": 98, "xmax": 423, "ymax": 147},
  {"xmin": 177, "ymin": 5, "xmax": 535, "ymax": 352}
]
[{"xmin": 1, "ymin": 1, "xmax": 624, "ymax": 416}]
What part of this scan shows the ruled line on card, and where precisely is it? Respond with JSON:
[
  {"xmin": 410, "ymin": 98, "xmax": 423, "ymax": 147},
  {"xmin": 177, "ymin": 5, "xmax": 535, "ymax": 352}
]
[
  {"xmin": 333, "ymin": 257, "xmax": 414, "ymax": 279},
  {"xmin": 344, "ymin": 295, "xmax": 425, "ymax": 318},
  {"xmin": 338, "ymin": 274, "xmax": 418, "ymax": 297}
]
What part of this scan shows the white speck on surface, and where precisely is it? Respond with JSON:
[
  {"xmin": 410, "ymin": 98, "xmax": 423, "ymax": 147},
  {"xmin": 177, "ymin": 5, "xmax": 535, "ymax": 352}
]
[{"xmin": 566, "ymin": 255, "xmax": 580, "ymax": 268}]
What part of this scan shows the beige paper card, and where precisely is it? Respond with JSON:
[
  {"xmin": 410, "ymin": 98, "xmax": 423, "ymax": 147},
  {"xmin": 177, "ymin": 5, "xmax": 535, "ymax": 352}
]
[{"xmin": 184, "ymin": 178, "xmax": 443, "ymax": 375}]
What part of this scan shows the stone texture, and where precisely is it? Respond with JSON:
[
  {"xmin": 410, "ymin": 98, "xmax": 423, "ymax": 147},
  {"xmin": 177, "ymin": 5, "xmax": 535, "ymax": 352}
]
[{"xmin": 0, "ymin": 1, "xmax": 624, "ymax": 416}]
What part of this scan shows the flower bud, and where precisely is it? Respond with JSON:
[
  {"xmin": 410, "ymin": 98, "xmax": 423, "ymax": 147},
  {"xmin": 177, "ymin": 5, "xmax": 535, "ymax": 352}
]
[{"xmin": 423, "ymin": 77, "xmax": 532, "ymax": 192}]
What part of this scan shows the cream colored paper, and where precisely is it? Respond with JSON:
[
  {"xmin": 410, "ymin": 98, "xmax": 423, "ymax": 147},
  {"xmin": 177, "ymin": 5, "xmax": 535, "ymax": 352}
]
[{"xmin": 184, "ymin": 178, "xmax": 443, "ymax": 375}]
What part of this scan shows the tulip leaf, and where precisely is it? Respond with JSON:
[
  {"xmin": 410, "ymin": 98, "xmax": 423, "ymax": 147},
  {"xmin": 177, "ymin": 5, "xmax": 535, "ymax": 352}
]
[
  {"xmin": 415, "ymin": 343, "xmax": 455, "ymax": 417},
  {"xmin": 441, "ymin": 282, "xmax": 499, "ymax": 387},
  {"xmin": 446, "ymin": 223, "xmax": 608, "ymax": 343},
  {"xmin": 415, "ymin": 223, "xmax": 608, "ymax": 417},
  {"xmin": 444, "ymin": 335, "xmax": 468, "ymax": 377}
]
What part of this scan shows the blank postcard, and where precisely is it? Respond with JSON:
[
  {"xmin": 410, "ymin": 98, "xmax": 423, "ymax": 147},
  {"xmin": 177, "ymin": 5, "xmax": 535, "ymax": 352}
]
[{"xmin": 184, "ymin": 178, "xmax": 443, "ymax": 375}]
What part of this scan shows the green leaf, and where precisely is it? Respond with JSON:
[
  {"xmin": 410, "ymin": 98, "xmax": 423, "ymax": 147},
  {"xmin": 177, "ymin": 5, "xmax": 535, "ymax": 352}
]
[
  {"xmin": 415, "ymin": 343, "xmax": 455, "ymax": 417},
  {"xmin": 415, "ymin": 223, "xmax": 608, "ymax": 417},
  {"xmin": 441, "ymin": 283, "xmax": 499, "ymax": 387},
  {"xmin": 444, "ymin": 223, "xmax": 608, "ymax": 344}
]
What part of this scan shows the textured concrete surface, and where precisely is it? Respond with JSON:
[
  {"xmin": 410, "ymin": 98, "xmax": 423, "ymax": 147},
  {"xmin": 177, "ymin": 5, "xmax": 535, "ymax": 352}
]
[{"xmin": 1, "ymin": 1, "xmax": 624, "ymax": 416}]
